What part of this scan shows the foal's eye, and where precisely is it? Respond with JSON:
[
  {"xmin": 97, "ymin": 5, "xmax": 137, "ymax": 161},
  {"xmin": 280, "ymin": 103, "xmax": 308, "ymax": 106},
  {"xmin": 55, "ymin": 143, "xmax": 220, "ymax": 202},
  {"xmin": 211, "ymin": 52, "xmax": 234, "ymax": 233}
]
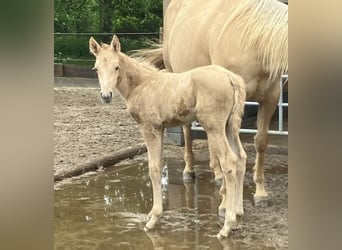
[{"xmin": 115, "ymin": 66, "xmax": 120, "ymax": 71}]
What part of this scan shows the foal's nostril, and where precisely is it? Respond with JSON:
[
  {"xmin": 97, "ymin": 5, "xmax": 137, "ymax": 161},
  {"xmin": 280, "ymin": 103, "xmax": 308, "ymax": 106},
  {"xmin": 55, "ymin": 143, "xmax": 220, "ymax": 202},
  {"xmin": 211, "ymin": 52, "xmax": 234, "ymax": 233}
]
[
  {"xmin": 100, "ymin": 92, "xmax": 112, "ymax": 98},
  {"xmin": 100, "ymin": 92, "xmax": 112, "ymax": 103}
]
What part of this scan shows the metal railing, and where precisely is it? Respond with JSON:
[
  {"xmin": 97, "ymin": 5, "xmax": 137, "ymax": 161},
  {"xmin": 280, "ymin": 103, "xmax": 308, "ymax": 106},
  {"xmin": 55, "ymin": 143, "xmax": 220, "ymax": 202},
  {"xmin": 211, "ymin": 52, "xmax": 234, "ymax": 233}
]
[{"xmin": 191, "ymin": 74, "xmax": 288, "ymax": 135}]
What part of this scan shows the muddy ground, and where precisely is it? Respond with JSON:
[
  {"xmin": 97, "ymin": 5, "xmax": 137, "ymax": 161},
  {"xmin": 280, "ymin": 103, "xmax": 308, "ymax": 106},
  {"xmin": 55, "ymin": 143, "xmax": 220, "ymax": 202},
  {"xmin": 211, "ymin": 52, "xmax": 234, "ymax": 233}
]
[{"xmin": 54, "ymin": 78, "xmax": 288, "ymax": 249}]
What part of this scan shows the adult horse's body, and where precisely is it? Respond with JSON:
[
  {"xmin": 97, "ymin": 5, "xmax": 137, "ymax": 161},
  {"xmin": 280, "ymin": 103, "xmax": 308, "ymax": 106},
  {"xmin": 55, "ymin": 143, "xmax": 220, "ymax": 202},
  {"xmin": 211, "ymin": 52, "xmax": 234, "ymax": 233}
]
[
  {"xmin": 89, "ymin": 35, "xmax": 247, "ymax": 237},
  {"xmin": 143, "ymin": 0, "xmax": 288, "ymax": 201}
]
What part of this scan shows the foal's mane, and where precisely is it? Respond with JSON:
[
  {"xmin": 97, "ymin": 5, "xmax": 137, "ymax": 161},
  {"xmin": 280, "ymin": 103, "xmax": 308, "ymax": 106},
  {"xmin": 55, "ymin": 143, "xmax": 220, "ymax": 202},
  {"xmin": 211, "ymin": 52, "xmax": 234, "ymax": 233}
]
[
  {"xmin": 219, "ymin": 0, "xmax": 288, "ymax": 81},
  {"xmin": 112, "ymin": 47, "xmax": 160, "ymax": 73},
  {"xmin": 100, "ymin": 42, "xmax": 161, "ymax": 77}
]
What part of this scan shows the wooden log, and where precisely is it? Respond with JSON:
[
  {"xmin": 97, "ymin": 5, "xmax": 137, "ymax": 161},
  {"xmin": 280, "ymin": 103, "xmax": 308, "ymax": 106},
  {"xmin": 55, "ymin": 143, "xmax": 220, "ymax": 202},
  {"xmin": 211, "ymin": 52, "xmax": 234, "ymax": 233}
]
[{"xmin": 54, "ymin": 143, "xmax": 147, "ymax": 182}]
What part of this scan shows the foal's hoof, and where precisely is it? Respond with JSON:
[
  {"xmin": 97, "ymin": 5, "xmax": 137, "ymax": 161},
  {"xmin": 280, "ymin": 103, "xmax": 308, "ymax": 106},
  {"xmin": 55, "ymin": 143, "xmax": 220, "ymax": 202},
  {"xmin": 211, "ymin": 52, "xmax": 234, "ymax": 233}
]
[
  {"xmin": 144, "ymin": 221, "xmax": 156, "ymax": 232},
  {"xmin": 183, "ymin": 171, "xmax": 195, "ymax": 182},
  {"xmin": 144, "ymin": 225, "xmax": 153, "ymax": 232},
  {"xmin": 216, "ymin": 228, "xmax": 230, "ymax": 238}
]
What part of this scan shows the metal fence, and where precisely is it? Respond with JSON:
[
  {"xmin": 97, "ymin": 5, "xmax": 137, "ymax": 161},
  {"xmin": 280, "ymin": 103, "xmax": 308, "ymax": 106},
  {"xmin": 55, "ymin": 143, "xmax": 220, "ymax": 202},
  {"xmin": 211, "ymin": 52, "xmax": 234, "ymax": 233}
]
[{"xmin": 191, "ymin": 74, "xmax": 288, "ymax": 135}]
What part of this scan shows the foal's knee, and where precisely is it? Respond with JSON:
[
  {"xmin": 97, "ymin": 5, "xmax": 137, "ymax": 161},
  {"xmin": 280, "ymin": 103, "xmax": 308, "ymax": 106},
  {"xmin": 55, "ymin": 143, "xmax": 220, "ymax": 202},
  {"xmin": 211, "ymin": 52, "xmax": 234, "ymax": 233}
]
[
  {"xmin": 222, "ymin": 166, "xmax": 236, "ymax": 178},
  {"xmin": 149, "ymin": 166, "xmax": 161, "ymax": 180}
]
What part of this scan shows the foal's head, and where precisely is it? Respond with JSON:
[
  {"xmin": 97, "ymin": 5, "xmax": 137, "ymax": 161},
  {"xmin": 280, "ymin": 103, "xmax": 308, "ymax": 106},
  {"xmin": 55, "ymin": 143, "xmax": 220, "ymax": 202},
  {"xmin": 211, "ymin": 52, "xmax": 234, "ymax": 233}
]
[{"xmin": 89, "ymin": 36, "xmax": 121, "ymax": 103}]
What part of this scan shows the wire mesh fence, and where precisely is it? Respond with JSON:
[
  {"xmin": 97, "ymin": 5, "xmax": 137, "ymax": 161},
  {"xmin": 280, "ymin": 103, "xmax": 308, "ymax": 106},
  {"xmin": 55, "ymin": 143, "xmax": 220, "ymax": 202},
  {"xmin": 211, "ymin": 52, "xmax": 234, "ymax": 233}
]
[{"xmin": 54, "ymin": 32, "xmax": 160, "ymax": 66}]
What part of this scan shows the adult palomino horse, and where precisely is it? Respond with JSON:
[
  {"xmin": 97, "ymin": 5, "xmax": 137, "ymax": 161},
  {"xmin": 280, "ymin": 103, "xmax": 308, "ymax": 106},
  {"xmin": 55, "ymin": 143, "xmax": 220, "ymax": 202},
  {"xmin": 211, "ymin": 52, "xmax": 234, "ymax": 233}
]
[
  {"xmin": 89, "ymin": 35, "xmax": 247, "ymax": 238},
  {"xmin": 140, "ymin": 0, "xmax": 288, "ymax": 201}
]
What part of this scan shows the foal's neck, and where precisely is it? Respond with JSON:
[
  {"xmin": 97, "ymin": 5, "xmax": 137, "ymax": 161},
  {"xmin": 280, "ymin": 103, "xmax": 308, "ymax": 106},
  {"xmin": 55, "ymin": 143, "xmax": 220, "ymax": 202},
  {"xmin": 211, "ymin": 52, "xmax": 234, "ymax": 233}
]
[{"xmin": 116, "ymin": 53, "xmax": 155, "ymax": 100}]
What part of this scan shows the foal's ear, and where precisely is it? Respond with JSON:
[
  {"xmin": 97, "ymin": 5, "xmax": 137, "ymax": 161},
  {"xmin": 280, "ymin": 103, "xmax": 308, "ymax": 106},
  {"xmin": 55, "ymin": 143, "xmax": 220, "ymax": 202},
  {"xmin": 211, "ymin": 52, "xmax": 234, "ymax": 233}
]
[
  {"xmin": 111, "ymin": 35, "xmax": 121, "ymax": 52},
  {"xmin": 89, "ymin": 37, "xmax": 100, "ymax": 56}
]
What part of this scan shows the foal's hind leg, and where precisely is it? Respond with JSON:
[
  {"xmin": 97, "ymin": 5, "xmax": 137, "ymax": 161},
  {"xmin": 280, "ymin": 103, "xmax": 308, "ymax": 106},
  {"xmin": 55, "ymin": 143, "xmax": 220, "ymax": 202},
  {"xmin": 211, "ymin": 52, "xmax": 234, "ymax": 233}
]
[
  {"xmin": 142, "ymin": 126, "xmax": 164, "ymax": 231},
  {"xmin": 227, "ymin": 130, "xmax": 247, "ymax": 223},
  {"xmin": 209, "ymin": 150, "xmax": 223, "ymax": 185},
  {"xmin": 182, "ymin": 125, "xmax": 195, "ymax": 181},
  {"xmin": 207, "ymin": 145, "xmax": 225, "ymax": 216},
  {"xmin": 253, "ymin": 81, "xmax": 280, "ymax": 201},
  {"xmin": 206, "ymin": 129, "xmax": 238, "ymax": 238}
]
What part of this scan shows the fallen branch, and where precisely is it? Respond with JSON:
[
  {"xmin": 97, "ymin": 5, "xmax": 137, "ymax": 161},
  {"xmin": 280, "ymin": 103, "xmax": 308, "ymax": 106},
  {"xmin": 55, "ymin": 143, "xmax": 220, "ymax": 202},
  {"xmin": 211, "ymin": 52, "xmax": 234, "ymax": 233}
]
[{"xmin": 54, "ymin": 143, "xmax": 147, "ymax": 182}]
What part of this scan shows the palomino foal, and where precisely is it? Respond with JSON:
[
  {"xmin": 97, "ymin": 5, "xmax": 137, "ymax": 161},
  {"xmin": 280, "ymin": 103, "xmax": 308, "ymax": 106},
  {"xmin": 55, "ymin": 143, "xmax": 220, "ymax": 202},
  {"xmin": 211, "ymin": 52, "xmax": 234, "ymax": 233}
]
[{"xmin": 89, "ymin": 35, "xmax": 247, "ymax": 238}]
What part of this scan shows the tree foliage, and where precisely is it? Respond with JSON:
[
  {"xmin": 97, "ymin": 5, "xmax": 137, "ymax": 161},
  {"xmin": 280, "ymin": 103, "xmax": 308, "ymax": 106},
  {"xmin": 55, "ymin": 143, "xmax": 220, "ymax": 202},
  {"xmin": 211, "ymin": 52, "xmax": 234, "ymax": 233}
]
[
  {"xmin": 54, "ymin": 0, "xmax": 162, "ymax": 33},
  {"xmin": 54, "ymin": 0, "xmax": 162, "ymax": 64},
  {"xmin": 54, "ymin": 0, "xmax": 99, "ymax": 33}
]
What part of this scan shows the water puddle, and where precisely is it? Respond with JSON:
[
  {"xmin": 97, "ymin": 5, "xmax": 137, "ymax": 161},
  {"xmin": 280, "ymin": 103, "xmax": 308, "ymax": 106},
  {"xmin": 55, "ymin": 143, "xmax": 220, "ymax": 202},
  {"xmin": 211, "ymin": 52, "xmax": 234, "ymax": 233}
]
[{"xmin": 55, "ymin": 158, "xmax": 287, "ymax": 249}]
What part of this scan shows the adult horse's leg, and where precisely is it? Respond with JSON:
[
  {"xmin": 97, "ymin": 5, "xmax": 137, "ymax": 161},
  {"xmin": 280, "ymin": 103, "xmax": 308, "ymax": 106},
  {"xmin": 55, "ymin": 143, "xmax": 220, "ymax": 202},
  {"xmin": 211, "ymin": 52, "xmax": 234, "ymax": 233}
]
[
  {"xmin": 182, "ymin": 125, "xmax": 195, "ymax": 180},
  {"xmin": 142, "ymin": 126, "xmax": 164, "ymax": 231},
  {"xmin": 183, "ymin": 124, "xmax": 223, "ymax": 183},
  {"xmin": 253, "ymin": 79, "xmax": 280, "ymax": 202}
]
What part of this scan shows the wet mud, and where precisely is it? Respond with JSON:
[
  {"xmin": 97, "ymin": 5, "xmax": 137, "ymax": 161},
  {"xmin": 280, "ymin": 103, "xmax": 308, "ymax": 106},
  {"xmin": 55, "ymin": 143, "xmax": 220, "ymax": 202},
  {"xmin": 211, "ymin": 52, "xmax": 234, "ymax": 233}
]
[
  {"xmin": 55, "ymin": 157, "xmax": 288, "ymax": 249},
  {"xmin": 54, "ymin": 84, "xmax": 287, "ymax": 249}
]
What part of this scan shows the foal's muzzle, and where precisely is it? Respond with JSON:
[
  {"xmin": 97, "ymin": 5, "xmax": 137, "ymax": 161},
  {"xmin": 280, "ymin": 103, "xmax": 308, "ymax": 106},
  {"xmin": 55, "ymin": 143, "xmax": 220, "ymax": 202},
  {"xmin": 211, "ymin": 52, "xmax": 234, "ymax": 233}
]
[{"xmin": 100, "ymin": 91, "xmax": 112, "ymax": 103}]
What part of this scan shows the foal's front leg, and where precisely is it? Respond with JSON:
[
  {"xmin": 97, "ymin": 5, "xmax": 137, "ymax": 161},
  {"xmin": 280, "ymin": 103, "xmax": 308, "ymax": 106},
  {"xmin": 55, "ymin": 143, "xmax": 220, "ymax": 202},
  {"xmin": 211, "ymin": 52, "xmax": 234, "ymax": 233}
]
[
  {"xmin": 142, "ymin": 126, "xmax": 164, "ymax": 231},
  {"xmin": 182, "ymin": 125, "xmax": 195, "ymax": 180}
]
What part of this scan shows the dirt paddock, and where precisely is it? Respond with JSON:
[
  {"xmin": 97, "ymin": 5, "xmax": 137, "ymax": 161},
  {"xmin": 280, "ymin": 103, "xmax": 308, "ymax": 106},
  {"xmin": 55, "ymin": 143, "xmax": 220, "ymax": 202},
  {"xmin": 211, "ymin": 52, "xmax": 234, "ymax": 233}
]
[{"xmin": 54, "ymin": 77, "xmax": 288, "ymax": 248}]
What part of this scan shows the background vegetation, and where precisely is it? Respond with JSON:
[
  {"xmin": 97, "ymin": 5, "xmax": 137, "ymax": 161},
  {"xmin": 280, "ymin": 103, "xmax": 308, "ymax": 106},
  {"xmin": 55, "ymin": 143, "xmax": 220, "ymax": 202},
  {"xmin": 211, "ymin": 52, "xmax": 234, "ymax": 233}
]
[{"xmin": 54, "ymin": 0, "xmax": 163, "ymax": 65}]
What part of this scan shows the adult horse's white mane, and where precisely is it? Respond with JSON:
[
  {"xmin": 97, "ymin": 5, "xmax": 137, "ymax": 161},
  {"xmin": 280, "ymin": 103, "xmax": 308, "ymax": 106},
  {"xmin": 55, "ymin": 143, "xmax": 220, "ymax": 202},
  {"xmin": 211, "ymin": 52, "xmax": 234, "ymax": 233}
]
[{"xmin": 219, "ymin": 0, "xmax": 288, "ymax": 81}]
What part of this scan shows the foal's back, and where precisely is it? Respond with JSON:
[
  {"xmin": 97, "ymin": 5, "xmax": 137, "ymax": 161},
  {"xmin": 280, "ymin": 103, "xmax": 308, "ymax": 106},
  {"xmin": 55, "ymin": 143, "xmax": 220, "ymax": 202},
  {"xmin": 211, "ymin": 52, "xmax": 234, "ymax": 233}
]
[{"xmin": 128, "ymin": 65, "xmax": 243, "ymax": 128}]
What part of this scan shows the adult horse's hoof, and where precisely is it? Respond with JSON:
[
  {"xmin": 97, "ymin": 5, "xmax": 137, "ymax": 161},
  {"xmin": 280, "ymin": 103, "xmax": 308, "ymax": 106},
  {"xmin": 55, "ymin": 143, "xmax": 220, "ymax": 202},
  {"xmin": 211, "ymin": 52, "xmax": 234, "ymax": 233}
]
[
  {"xmin": 233, "ymin": 215, "xmax": 243, "ymax": 231},
  {"xmin": 214, "ymin": 178, "xmax": 223, "ymax": 186},
  {"xmin": 183, "ymin": 171, "xmax": 195, "ymax": 182},
  {"xmin": 218, "ymin": 208, "xmax": 226, "ymax": 218},
  {"xmin": 253, "ymin": 196, "xmax": 269, "ymax": 207}
]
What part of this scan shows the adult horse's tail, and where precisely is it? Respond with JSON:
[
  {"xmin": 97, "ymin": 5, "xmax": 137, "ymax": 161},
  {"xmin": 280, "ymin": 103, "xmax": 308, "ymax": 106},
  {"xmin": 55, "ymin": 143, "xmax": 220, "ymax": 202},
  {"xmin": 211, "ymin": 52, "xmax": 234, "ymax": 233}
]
[
  {"xmin": 227, "ymin": 73, "xmax": 246, "ymax": 137},
  {"xmin": 132, "ymin": 42, "xmax": 165, "ymax": 70}
]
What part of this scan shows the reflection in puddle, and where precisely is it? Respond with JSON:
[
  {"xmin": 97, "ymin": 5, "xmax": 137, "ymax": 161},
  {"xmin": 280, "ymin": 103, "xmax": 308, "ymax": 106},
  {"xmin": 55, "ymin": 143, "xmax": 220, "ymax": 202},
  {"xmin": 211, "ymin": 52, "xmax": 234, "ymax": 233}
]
[{"xmin": 55, "ymin": 157, "xmax": 287, "ymax": 249}]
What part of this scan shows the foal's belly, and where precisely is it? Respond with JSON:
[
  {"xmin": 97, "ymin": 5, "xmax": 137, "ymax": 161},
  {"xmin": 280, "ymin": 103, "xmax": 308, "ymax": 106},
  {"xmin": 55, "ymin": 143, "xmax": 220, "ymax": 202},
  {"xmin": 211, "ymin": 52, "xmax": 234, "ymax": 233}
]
[
  {"xmin": 161, "ymin": 112, "xmax": 195, "ymax": 128},
  {"xmin": 159, "ymin": 101, "xmax": 196, "ymax": 128},
  {"xmin": 128, "ymin": 100, "xmax": 195, "ymax": 129}
]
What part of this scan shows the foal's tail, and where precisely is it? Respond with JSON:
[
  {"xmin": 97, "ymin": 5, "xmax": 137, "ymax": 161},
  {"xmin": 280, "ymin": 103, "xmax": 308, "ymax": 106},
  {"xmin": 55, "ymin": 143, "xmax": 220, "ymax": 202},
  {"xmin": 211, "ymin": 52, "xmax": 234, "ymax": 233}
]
[{"xmin": 227, "ymin": 73, "xmax": 246, "ymax": 136}]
